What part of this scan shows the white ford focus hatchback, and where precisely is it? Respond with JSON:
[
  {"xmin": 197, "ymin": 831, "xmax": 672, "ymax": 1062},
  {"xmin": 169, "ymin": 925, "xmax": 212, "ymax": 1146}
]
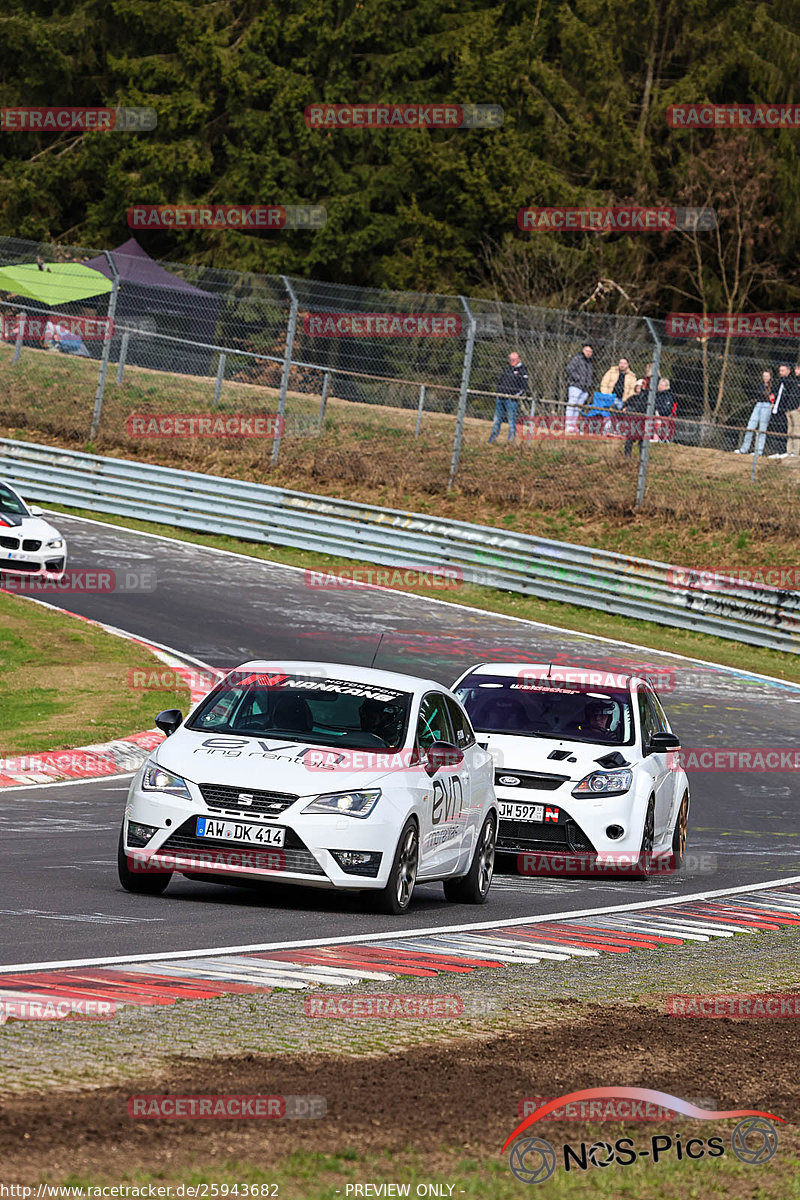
[
  {"xmin": 119, "ymin": 661, "xmax": 498, "ymax": 913},
  {"xmin": 451, "ymin": 662, "xmax": 690, "ymax": 877}
]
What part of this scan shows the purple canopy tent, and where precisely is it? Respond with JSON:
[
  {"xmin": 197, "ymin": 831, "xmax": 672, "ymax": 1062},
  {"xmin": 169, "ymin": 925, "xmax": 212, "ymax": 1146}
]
[{"xmin": 83, "ymin": 238, "xmax": 219, "ymax": 374}]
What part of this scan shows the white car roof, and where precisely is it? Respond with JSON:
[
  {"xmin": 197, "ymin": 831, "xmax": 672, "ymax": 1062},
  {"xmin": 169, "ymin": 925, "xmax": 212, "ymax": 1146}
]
[
  {"xmin": 460, "ymin": 662, "xmax": 644, "ymax": 690},
  {"xmin": 227, "ymin": 660, "xmax": 448, "ymax": 696}
]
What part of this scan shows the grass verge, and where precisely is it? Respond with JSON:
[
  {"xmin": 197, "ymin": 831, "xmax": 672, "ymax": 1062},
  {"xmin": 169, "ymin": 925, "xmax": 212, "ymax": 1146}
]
[
  {"xmin": 0, "ymin": 590, "xmax": 191, "ymax": 755},
  {"xmin": 48, "ymin": 504, "xmax": 800, "ymax": 687},
  {"xmin": 3, "ymin": 337, "xmax": 800, "ymax": 566}
]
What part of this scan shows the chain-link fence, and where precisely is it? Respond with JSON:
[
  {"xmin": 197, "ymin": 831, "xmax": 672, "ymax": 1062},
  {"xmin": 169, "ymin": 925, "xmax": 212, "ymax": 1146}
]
[{"xmin": 1, "ymin": 235, "xmax": 799, "ymax": 537}]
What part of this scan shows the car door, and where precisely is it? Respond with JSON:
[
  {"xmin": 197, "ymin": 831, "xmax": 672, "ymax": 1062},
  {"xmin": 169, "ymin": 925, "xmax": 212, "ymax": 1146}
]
[
  {"xmin": 415, "ymin": 691, "xmax": 466, "ymax": 877},
  {"xmin": 445, "ymin": 693, "xmax": 489, "ymax": 872},
  {"xmin": 638, "ymin": 686, "xmax": 672, "ymax": 844},
  {"xmin": 648, "ymin": 686, "xmax": 681, "ymax": 832}
]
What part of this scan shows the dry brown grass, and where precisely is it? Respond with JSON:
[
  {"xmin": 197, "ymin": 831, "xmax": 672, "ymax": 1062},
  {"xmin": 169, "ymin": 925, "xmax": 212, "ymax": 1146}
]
[{"xmin": 3, "ymin": 339, "xmax": 799, "ymax": 571}]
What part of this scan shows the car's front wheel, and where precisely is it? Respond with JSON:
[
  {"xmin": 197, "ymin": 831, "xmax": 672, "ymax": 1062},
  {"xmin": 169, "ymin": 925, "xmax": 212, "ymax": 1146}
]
[
  {"xmin": 117, "ymin": 828, "xmax": 172, "ymax": 895},
  {"xmin": 444, "ymin": 813, "xmax": 496, "ymax": 904},
  {"xmin": 632, "ymin": 798, "xmax": 656, "ymax": 879},
  {"xmin": 374, "ymin": 819, "xmax": 418, "ymax": 915}
]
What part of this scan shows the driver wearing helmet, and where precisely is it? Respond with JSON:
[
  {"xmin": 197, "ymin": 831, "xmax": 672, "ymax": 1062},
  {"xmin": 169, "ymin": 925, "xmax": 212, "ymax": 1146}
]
[
  {"xmin": 359, "ymin": 697, "xmax": 399, "ymax": 745},
  {"xmin": 580, "ymin": 697, "xmax": 616, "ymax": 737}
]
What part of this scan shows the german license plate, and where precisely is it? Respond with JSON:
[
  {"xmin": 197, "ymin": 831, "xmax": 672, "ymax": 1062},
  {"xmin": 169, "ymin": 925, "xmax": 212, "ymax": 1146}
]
[
  {"xmin": 196, "ymin": 817, "xmax": 285, "ymax": 846},
  {"xmin": 499, "ymin": 802, "xmax": 561, "ymax": 823}
]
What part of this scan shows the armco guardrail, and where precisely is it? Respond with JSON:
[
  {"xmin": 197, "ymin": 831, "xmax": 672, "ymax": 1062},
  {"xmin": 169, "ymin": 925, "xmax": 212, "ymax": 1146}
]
[{"xmin": 1, "ymin": 437, "xmax": 799, "ymax": 654}]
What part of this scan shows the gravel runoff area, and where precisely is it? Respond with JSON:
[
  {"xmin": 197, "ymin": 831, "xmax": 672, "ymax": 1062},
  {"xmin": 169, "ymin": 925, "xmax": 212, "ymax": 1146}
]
[{"xmin": 2, "ymin": 924, "xmax": 800, "ymax": 1195}]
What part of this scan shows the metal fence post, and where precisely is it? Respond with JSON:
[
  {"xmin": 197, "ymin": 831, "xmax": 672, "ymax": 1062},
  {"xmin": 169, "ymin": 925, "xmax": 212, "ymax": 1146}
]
[
  {"xmin": 634, "ymin": 318, "xmax": 662, "ymax": 509},
  {"xmin": 317, "ymin": 370, "xmax": 331, "ymax": 431},
  {"xmin": 213, "ymin": 352, "xmax": 226, "ymax": 407},
  {"xmin": 116, "ymin": 331, "xmax": 129, "ymax": 384},
  {"xmin": 11, "ymin": 313, "xmax": 25, "ymax": 365},
  {"xmin": 415, "ymin": 384, "xmax": 426, "ymax": 436},
  {"xmin": 272, "ymin": 276, "xmax": 298, "ymax": 466},
  {"xmin": 448, "ymin": 297, "xmax": 476, "ymax": 489},
  {"xmin": 89, "ymin": 251, "xmax": 119, "ymax": 441}
]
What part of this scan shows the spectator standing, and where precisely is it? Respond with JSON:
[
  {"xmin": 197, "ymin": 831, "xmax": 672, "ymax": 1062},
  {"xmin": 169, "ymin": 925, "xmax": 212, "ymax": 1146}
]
[
  {"xmin": 622, "ymin": 379, "xmax": 649, "ymax": 457},
  {"xmin": 735, "ymin": 370, "xmax": 774, "ymax": 455},
  {"xmin": 600, "ymin": 357, "xmax": 637, "ymax": 406},
  {"xmin": 788, "ymin": 366, "xmax": 800, "ymax": 457},
  {"xmin": 489, "ymin": 350, "xmax": 529, "ymax": 443},
  {"xmin": 654, "ymin": 377, "xmax": 676, "ymax": 441},
  {"xmin": 768, "ymin": 363, "xmax": 796, "ymax": 458},
  {"xmin": 565, "ymin": 344, "xmax": 593, "ymax": 433}
]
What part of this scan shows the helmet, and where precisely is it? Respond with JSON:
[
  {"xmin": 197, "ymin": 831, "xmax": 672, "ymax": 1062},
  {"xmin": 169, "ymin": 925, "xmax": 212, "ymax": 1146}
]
[{"xmin": 584, "ymin": 699, "xmax": 616, "ymax": 729}]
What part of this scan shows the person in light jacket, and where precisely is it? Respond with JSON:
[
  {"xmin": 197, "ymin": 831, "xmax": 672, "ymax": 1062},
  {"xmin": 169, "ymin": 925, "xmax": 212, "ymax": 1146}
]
[{"xmin": 600, "ymin": 357, "xmax": 637, "ymax": 405}]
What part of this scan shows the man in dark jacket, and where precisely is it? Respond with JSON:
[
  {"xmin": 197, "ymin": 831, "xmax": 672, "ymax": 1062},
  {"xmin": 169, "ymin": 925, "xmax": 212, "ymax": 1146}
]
[
  {"xmin": 768, "ymin": 363, "xmax": 799, "ymax": 458},
  {"xmin": 489, "ymin": 351, "xmax": 530, "ymax": 442},
  {"xmin": 622, "ymin": 379, "xmax": 649, "ymax": 457},
  {"xmin": 565, "ymin": 344, "xmax": 593, "ymax": 433}
]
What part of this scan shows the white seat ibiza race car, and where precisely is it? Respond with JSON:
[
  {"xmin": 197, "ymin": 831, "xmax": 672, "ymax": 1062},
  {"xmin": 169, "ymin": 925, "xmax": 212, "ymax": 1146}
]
[
  {"xmin": 119, "ymin": 661, "xmax": 498, "ymax": 913},
  {"xmin": 452, "ymin": 662, "xmax": 690, "ymax": 877}
]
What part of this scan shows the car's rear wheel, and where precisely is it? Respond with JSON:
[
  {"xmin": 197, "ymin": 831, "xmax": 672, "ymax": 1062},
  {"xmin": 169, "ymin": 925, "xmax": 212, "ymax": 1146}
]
[
  {"xmin": 117, "ymin": 828, "xmax": 172, "ymax": 895},
  {"xmin": 374, "ymin": 819, "xmax": 418, "ymax": 915},
  {"xmin": 444, "ymin": 813, "xmax": 496, "ymax": 904},
  {"xmin": 632, "ymin": 798, "xmax": 656, "ymax": 879},
  {"xmin": 671, "ymin": 792, "xmax": 690, "ymax": 869}
]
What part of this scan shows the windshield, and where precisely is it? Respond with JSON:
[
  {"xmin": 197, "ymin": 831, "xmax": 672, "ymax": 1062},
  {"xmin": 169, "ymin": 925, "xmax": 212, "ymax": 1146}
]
[
  {"xmin": 455, "ymin": 673, "xmax": 634, "ymax": 745},
  {"xmin": 187, "ymin": 672, "xmax": 413, "ymax": 751},
  {"xmin": 0, "ymin": 483, "xmax": 27, "ymax": 516}
]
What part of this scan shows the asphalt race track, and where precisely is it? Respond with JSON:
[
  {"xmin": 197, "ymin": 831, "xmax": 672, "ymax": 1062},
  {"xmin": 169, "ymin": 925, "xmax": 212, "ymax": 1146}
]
[{"xmin": 3, "ymin": 511, "xmax": 800, "ymax": 968}]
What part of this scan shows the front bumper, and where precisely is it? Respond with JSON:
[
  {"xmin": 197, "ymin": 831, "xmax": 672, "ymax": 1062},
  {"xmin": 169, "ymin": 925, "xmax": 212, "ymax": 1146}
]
[
  {"xmin": 494, "ymin": 778, "xmax": 648, "ymax": 862},
  {"xmin": 0, "ymin": 548, "xmax": 66, "ymax": 578},
  {"xmin": 123, "ymin": 782, "xmax": 399, "ymax": 891}
]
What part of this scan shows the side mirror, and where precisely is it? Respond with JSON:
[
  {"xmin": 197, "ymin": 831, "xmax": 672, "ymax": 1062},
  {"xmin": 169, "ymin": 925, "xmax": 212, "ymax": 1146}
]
[
  {"xmin": 425, "ymin": 741, "xmax": 463, "ymax": 777},
  {"xmin": 156, "ymin": 709, "xmax": 183, "ymax": 737},
  {"xmin": 28, "ymin": 505, "xmax": 43, "ymax": 516},
  {"xmin": 647, "ymin": 731, "xmax": 680, "ymax": 755}
]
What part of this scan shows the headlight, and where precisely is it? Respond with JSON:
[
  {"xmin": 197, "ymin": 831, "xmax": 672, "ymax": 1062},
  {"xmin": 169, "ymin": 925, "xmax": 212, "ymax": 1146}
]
[
  {"xmin": 142, "ymin": 762, "xmax": 192, "ymax": 799},
  {"xmin": 46, "ymin": 537, "xmax": 64, "ymax": 549},
  {"xmin": 572, "ymin": 769, "xmax": 632, "ymax": 797},
  {"xmin": 303, "ymin": 789, "xmax": 381, "ymax": 818}
]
